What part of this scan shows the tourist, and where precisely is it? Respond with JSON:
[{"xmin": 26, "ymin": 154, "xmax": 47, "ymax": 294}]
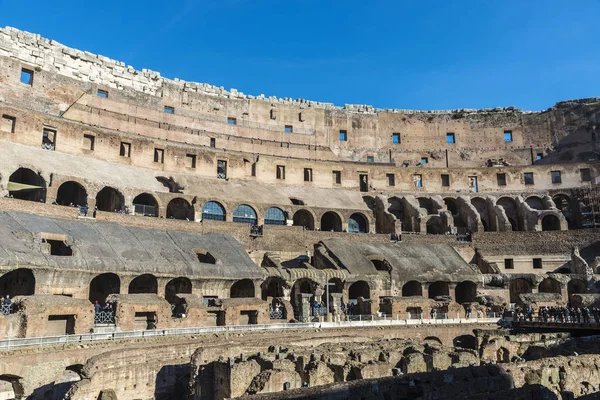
[
  {"xmin": 93, "ymin": 206, "xmax": 97, "ymax": 218},
  {"xmin": 83, "ymin": 204, "xmax": 89, "ymax": 217},
  {"xmin": 94, "ymin": 300, "xmax": 101, "ymax": 314}
]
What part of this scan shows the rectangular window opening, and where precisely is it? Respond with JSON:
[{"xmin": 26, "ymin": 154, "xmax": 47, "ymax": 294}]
[
  {"xmin": 446, "ymin": 132, "xmax": 455, "ymax": 144},
  {"xmin": 210, "ymin": 138, "xmax": 216, "ymax": 148},
  {"xmin": 441, "ymin": 174, "xmax": 450, "ymax": 187},
  {"xmin": 284, "ymin": 125, "xmax": 293, "ymax": 133},
  {"xmin": 533, "ymin": 258, "xmax": 543, "ymax": 269},
  {"xmin": 386, "ymin": 173, "xmax": 395, "ymax": 187},
  {"xmin": 276, "ymin": 165, "xmax": 285, "ymax": 180},
  {"xmin": 44, "ymin": 239, "xmax": 73, "ymax": 256},
  {"xmin": 304, "ymin": 168, "xmax": 313, "ymax": 182},
  {"xmin": 367, "ymin": 156, "xmax": 374, "ymax": 163},
  {"xmin": 551, "ymin": 170, "xmax": 562, "ymax": 184},
  {"xmin": 154, "ymin": 148, "xmax": 164, "ymax": 164},
  {"xmin": 420, "ymin": 157, "xmax": 428, "ymax": 165},
  {"xmin": 536, "ymin": 153, "xmax": 544, "ymax": 160},
  {"xmin": 580, "ymin": 168, "xmax": 591, "ymax": 182},
  {"xmin": 227, "ymin": 117, "xmax": 237, "ymax": 125},
  {"xmin": 339, "ymin": 130, "xmax": 347, "ymax": 141},
  {"xmin": 164, "ymin": 106, "xmax": 174, "ymax": 114},
  {"xmin": 20, "ymin": 68, "xmax": 33, "ymax": 85},
  {"xmin": 333, "ymin": 171, "xmax": 341, "ymax": 185},
  {"xmin": 504, "ymin": 258, "xmax": 514, "ymax": 270},
  {"xmin": 359, "ymin": 174, "xmax": 369, "ymax": 192},
  {"xmin": 217, "ymin": 160, "xmax": 227, "ymax": 179},
  {"xmin": 392, "ymin": 133, "xmax": 400, "ymax": 144},
  {"xmin": 1, "ymin": 115, "xmax": 16, "ymax": 133},
  {"xmin": 83, "ymin": 134, "xmax": 95, "ymax": 151},
  {"xmin": 524, "ymin": 172, "xmax": 534, "ymax": 185},
  {"xmin": 97, "ymin": 89, "xmax": 108, "ymax": 98},
  {"xmin": 251, "ymin": 162, "xmax": 256, "ymax": 177},
  {"xmin": 497, "ymin": 173, "xmax": 507, "ymax": 186},
  {"xmin": 42, "ymin": 128, "xmax": 56, "ymax": 151},
  {"xmin": 186, "ymin": 154, "xmax": 196, "ymax": 169},
  {"xmin": 413, "ymin": 174, "xmax": 422, "ymax": 188},
  {"xmin": 120, "ymin": 142, "xmax": 131, "ymax": 157},
  {"xmin": 504, "ymin": 130, "xmax": 513, "ymax": 142}
]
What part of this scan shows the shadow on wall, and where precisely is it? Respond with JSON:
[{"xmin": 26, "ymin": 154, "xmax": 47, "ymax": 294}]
[{"xmin": 155, "ymin": 364, "xmax": 190, "ymax": 400}]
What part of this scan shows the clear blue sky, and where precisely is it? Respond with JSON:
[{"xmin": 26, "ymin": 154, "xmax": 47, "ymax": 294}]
[{"xmin": 1, "ymin": 0, "xmax": 598, "ymax": 110}]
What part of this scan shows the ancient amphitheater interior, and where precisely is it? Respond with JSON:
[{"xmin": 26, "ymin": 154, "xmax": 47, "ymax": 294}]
[{"xmin": 0, "ymin": 25, "xmax": 599, "ymax": 400}]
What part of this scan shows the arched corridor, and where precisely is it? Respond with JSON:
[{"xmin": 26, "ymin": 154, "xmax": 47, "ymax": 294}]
[
  {"xmin": 497, "ymin": 197, "xmax": 519, "ymax": 231},
  {"xmin": 230, "ymin": 279, "xmax": 255, "ymax": 298},
  {"xmin": 56, "ymin": 181, "xmax": 87, "ymax": 207},
  {"xmin": 348, "ymin": 213, "xmax": 368, "ymax": 233},
  {"xmin": 96, "ymin": 187, "xmax": 124, "ymax": 212},
  {"xmin": 89, "ymin": 273, "xmax": 120, "ymax": 304},
  {"xmin": 428, "ymin": 281, "xmax": 449, "ymax": 299},
  {"xmin": 509, "ymin": 278, "xmax": 532, "ymax": 303},
  {"xmin": 348, "ymin": 281, "xmax": 370, "ymax": 300},
  {"xmin": 471, "ymin": 198, "xmax": 491, "ymax": 231},
  {"xmin": 167, "ymin": 198, "xmax": 194, "ymax": 220},
  {"xmin": 541, "ymin": 214, "xmax": 561, "ymax": 231},
  {"xmin": 0, "ymin": 269, "xmax": 35, "ymax": 298},
  {"xmin": 526, "ymin": 196, "xmax": 547, "ymax": 210},
  {"xmin": 8, "ymin": 168, "xmax": 46, "ymax": 202},
  {"xmin": 132, "ymin": 193, "xmax": 159, "ymax": 217},
  {"xmin": 538, "ymin": 277, "xmax": 561, "ymax": 294},
  {"xmin": 165, "ymin": 277, "xmax": 192, "ymax": 303},
  {"xmin": 402, "ymin": 281, "xmax": 422, "ymax": 297},
  {"xmin": 321, "ymin": 212, "xmax": 342, "ymax": 232},
  {"xmin": 292, "ymin": 209, "xmax": 314, "ymax": 230},
  {"xmin": 261, "ymin": 277, "xmax": 287, "ymax": 300},
  {"xmin": 128, "ymin": 274, "xmax": 158, "ymax": 294},
  {"xmin": 455, "ymin": 281, "xmax": 477, "ymax": 304}
]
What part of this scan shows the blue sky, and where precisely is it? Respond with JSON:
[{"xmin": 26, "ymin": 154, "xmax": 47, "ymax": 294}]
[{"xmin": 1, "ymin": 0, "xmax": 598, "ymax": 110}]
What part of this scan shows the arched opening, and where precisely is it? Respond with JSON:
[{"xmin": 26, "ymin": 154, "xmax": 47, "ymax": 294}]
[
  {"xmin": 348, "ymin": 281, "xmax": 370, "ymax": 300},
  {"xmin": 402, "ymin": 281, "xmax": 422, "ymax": 297},
  {"xmin": 50, "ymin": 365, "xmax": 83, "ymax": 399},
  {"xmin": 538, "ymin": 277, "xmax": 562, "ymax": 294},
  {"xmin": 167, "ymin": 198, "xmax": 194, "ymax": 220},
  {"xmin": 541, "ymin": 214, "xmax": 561, "ymax": 231},
  {"xmin": 417, "ymin": 197, "xmax": 436, "ymax": 214},
  {"xmin": 471, "ymin": 198, "xmax": 491, "ymax": 232},
  {"xmin": 96, "ymin": 186, "xmax": 125, "ymax": 212},
  {"xmin": 444, "ymin": 198, "xmax": 458, "ymax": 215},
  {"xmin": 128, "ymin": 274, "xmax": 158, "ymax": 294},
  {"xmin": 132, "ymin": 193, "xmax": 158, "ymax": 217},
  {"xmin": 497, "ymin": 347, "xmax": 510, "ymax": 363},
  {"xmin": 201, "ymin": 201, "xmax": 226, "ymax": 221},
  {"xmin": 8, "ymin": 168, "xmax": 46, "ymax": 202},
  {"xmin": 291, "ymin": 278, "xmax": 315, "ymax": 304},
  {"xmin": 388, "ymin": 197, "xmax": 405, "ymax": 224},
  {"xmin": 56, "ymin": 181, "xmax": 87, "ymax": 207},
  {"xmin": 165, "ymin": 277, "xmax": 192, "ymax": 304},
  {"xmin": 232, "ymin": 204, "xmax": 257, "ymax": 224},
  {"xmin": 292, "ymin": 209, "xmax": 315, "ymax": 230},
  {"xmin": 370, "ymin": 258, "xmax": 390, "ymax": 272},
  {"xmin": 261, "ymin": 277, "xmax": 287, "ymax": 300},
  {"xmin": 424, "ymin": 336, "xmax": 443, "ymax": 345},
  {"xmin": 348, "ymin": 213, "xmax": 368, "ymax": 233},
  {"xmin": 230, "ymin": 279, "xmax": 255, "ymax": 298},
  {"xmin": 453, "ymin": 334, "xmax": 477, "ymax": 350},
  {"xmin": 322, "ymin": 278, "xmax": 343, "ymax": 306},
  {"xmin": 426, "ymin": 217, "xmax": 445, "ymax": 234},
  {"xmin": 0, "ymin": 269, "xmax": 35, "ymax": 298},
  {"xmin": 264, "ymin": 207, "xmax": 287, "ymax": 225},
  {"xmin": 526, "ymin": 196, "xmax": 547, "ymax": 210},
  {"xmin": 89, "ymin": 273, "xmax": 120, "ymax": 304},
  {"xmin": 455, "ymin": 281, "xmax": 477, "ymax": 304},
  {"xmin": 428, "ymin": 281, "xmax": 449, "ymax": 299},
  {"xmin": 0, "ymin": 375, "xmax": 24, "ymax": 400},
  {"xmin": 321, "ymin": 211, "xmax": 342, "ymax": 232},
  {"xmin": 553, "ymin": 195, "xmax": 574, "ymax": 229},
  {"xmin": 497, "ymin": 197, "xmax": 520, "ymax": 231},
  {"xmin": 509, "ymin": 278, "xmax": 532, "ymax": 303},
  {"xmin": 568, "ymin": 279, "xmax": 587, "ymax": 304}
]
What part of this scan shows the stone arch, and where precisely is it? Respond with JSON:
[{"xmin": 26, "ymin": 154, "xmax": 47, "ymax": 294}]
[
  {"xmin": 428, "ymin": 281, "xmax": 449, "ymax": 299},
  {"xmin": 96, "ymin": 186, "xmax": 125, "ymax": 212},
  {"xmin": 8, "ymin": 167, "xmax": 46, "ymax": 202},
  {"xmin": 471, "ymin": 197, "xmax": 491, "ymax": 231},
  {"xmin": 291, "ymin": 278, "xmax": 317, "ymax": 308},
  {"xmin": 444, "ymin": 197, "xmax": 466, "ymax": 228},
  {"xmin": 0, "ymin": 375, "xmax": 24, "ymax": 400},
  {"xmin": 553, "ymin": 194, "xmax": 574, "ymax": 229},
  {"xmin": 230, "ymin": 279, "xmax": 255, "ymax": 298},
  {"xmin": 56, "ymin": 181, "xmax": 88, "ymax": 207},
  {"xmin": 541, "ymin": 214, "xmax": 561, "ymax": 231},
  {"xmin": 417, "ymin": 197, "xmax": 436, "ymax": 214},
  {"xmin": 201, "ymin": 200, "xmax": 226, "ymax": 221},
  {"xmin": 453, "ymin": 334, "xmax": 477, "ymax": 350},
  {"xmin": 497, "ymin": 197, "xmax": 520, "ymax": 231},
  {"xmin": 51, "ymin": 365, "xmax": 83, "ymax": 399},
  {"xmin": 509, "ymin": 278, "xmax": 532, "ymax": 303},
  {"xmin": 568, "ymin": 279, "xmax": 587, "ymax": 303},
  {"xmin": 167, "ymin": 197, "xmax": 194, "ymax": 220},
  {"xmin": 321, "ymin": 278, "xmax": 344, "ymax": 305},
  {"xmin": 232, "ymin": 204, "xmax": 257, "ymax": 224},
  {"xmin": 264, "ymin": 207, "xmax": 287, "ymax": 225},
  {"xmin": 538, "ymin": 277, "xmax": 562, "ymax": 294},
  {"xmin": 321, "ymin": 211, "xmax": 343, "ymax": 232},
  {"xmin": 348, "ymin": 281, "xmax": 370, "ymax": 300},
  {"xmin": 261, "ymin": 276, "xmax": 287, "ymax": 300},
  {"xmin": 402, "ymin": 281, "xmax": 422, "ymax": 297},
  {"xmin": 455, "ymin": 281, "xmax": 477, "ymax": 304},
  {"xmin": 292, "ymin": 209, "xmax": 315, "ymax": 230},
  {"xmin": 497, "ymin": 347, "xmax": 510, "ymax": 363},
  {"xmin": 132, "ymin": 193, "xmax": 159, "ymax": 217},
  {"xmin": 424, "ymin": 336, "xmax": 443, "ymax": 345},
  {"xmin": 0, "ymin": 269, "xmax": 35, "ymax": 298},
  {"xmin": 348, "ymin": 213, "xmax": 368, "ymax": 233},
  {"xmin": 89, "ymin": 273, "xmax": 120, "ymax": 304},
  {"xmin": 128, "ymin": 274, "xmax": 158, "ymax": 294},
  {"xmin": 388, "ymin": 197, "xmax": 405, "ymax": 223},
  {"xmin": 526, "ymin": 195, "xmax": 547, "ymax": 210},
  {"xmin": 165, "ymin": 277, "xmax": 192, "ymax": 303}
]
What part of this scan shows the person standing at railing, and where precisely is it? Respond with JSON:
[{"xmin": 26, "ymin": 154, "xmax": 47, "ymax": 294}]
[
  {"xmin": 94, "ymin": 300, "xmax": 101, "ymax": 314},
  {"xmin": 1, "ymin": 295, "xmax": 10, "ymax": 315}
]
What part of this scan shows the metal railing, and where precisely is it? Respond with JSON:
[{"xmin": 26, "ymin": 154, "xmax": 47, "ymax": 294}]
[
  {"xmin": 94, "ymin": 310, "xmax": 115, "ymax": 325},
  {"xmin": 0, "ymin": 304, "xmax": 14, "ymax": 316},
  {"xmin": 0, "ymin": 317, "xmax": 501, "ymax": 352}
]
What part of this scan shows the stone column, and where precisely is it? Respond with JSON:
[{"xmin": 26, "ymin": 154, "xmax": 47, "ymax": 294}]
[
  {"xmin": 330, "ymin": 293, "xmax": 343, "ymax": 315},
  {"xmin": 300, "ymin": 293, "xmax": 313, "ymax": 323}
]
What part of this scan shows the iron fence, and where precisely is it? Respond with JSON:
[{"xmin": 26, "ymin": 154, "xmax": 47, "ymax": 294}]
[{"xmin": 94, "ymin": 310, "xmax": 115, "ymax": 325}]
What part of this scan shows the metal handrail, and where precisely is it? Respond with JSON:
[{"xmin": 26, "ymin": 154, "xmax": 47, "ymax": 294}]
[{"xmin": 0, "ymin": 317, "xmax": 501, "ymax": 351}]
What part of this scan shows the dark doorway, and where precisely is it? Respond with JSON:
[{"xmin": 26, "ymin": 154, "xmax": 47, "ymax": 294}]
[
  {"xmin": 293, "ymin": 209, "xmax": 314, "ymax": 230},
  {"xmin": 321, "ymin": 212, "xmax": 342, "ymax": 232},
  {"xmin": 167, "ymin": 198, "xmax": 194, "ymax": 220},
  {"xmin": 0, "ymin": 269, "xmax": 35, "ymax": 297},
  {"xmin": 8, "ymin": 168, "xmax": 46, "ymax": 202},
  {"xmin": 133, "ymin": 193, "xmax": 159, "ymax": 217},
  {"xmin": 96, "ymin": 187, "xmax": 125, "ymax": 212},
  {"xmin": 230, "ymin": 279, "xmax": 255, "ymax": 298},
  {"xmin": 89, "ymin": 273, "xmax": 120, "ymax": 304},
  {"xmin": 129, "ymin": 274, "xmax": 158, "ymax": 294},
  {"xmin": 56, "ymin": 181, "xmax": 87, "ymax": 207}
]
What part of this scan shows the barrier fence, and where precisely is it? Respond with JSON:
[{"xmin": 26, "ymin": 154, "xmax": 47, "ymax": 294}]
[{"xmin": 0, "ymin": 317, "xmax": 501, "ymax": 352}]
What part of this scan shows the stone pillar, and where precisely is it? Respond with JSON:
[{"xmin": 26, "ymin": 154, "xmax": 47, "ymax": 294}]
[
  {"xmin": 300, "ymin": 293, "xmax": 313, "ymax": 323},
  {"xmin": 330, "ymin": 293, "xmax": 343, "ymax": 315}
]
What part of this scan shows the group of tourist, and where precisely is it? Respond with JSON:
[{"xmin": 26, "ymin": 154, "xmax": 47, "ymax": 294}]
[
  {"xmin": 93, "ymin": 299, "xmax": 116, "ymax": 314},
  {"xmin": 0, "ymin": 295, "xmax": 11, "ymax": 315},
  {"xmin": 508, "ymin": 305, "xmax": 600, "ymax": 324}
]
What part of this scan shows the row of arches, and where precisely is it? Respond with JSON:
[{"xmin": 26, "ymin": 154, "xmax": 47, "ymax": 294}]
[
  {"xmin": 508, "ymin": 277, "xmax": 592, "ymax": 303},
  {"xmin": 401, "ymin": 280, "xmax": 477, "ymax": 304}
]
